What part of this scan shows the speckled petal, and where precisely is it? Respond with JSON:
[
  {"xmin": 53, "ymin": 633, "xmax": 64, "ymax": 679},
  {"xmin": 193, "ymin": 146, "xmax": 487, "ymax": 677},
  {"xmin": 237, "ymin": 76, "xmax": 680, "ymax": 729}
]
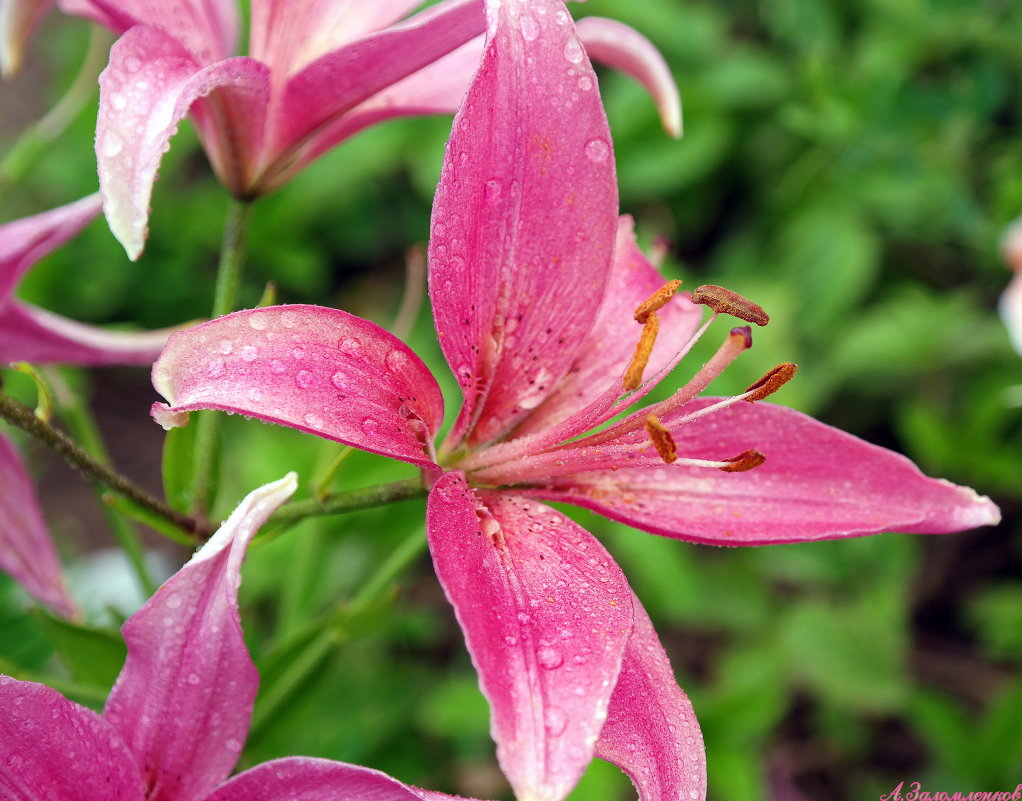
[
  {"xmin": 574, "ymin": 16, "xmax": 682, "ymax": 137},
  {"xmin": 521, "ymin": 400, "xmax": 1001, "ymax": 544},
  {"xmin": 0, "ymin": 676, "xmax": 144, "ymax": 801},
  {"xmin": 97, "ymin": 25, "xmax": 269, "ymax": 258},
  {"xmin": 57, "ymin": 0, "xmax": 238, "ymax": 62},
  {"xmin": 0, "ymin": 0, "xmax": 52, "ymax": 77},
  {"xmin": 0, "ymin": 435, "xmax": 77, "ymax": 617},
  {"xmin": 430, "ymin": 0, "xmax": 618, "ymax": 453},
  {"xmin": 206, "ymin": 756, "xmax": 487, "ymax": 801},
  {"xmin": 151, "ymin": 306, "xmax": 443, "ymax": 472},
  {"xmin": 103, "ymin": 474, "xmax": 297, "ymax": 801},
  {"xmin": 427, "ymin": 472, "xmax": 633, "ymax": 801},
  {"xmin": 595, "ymin": 595, "xmax": 706, "ymax": 801}
]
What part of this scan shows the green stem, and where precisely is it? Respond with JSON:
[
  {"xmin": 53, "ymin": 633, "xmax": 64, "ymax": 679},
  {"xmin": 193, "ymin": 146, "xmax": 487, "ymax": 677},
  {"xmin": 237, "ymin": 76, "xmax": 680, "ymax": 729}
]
[
  {"xmin": 269, "ymin": 476, "xmax": 428, "ymax": 528},
  {"xmin": 0, "ymin": 25, "xmax": 113, "ymax": 187},
  {"xmin": 189, "ymin": 197, "xmax": 253, "ymax": 517},
  {"xmin": 0, "ymin": 390, "xmax": 208, "ymax": 540},
  {"xmin": 49, "ymin": 371, "xmax": 158, "ymax": 595}
]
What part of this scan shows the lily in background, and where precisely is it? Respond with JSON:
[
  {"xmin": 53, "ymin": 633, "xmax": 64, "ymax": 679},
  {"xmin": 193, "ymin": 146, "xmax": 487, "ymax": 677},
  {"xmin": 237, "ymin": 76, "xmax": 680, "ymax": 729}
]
[
  {"xmin": 0, "ymin": 194, "xmax": 174, "ymax": 617},
  {"xmin": 0, "ymin": 473, "xmax": 487, "ymax": 801},
  {"xmin": 148, "ymin": 2, "xmax": 999, "ymax": 800},
  {"xmin": 0, "ymin": 0, "xmax": 50, "ymax": 76},
  {"xmin": 13, "ymin": 0, "xmax": 681, "ymax": 259}
]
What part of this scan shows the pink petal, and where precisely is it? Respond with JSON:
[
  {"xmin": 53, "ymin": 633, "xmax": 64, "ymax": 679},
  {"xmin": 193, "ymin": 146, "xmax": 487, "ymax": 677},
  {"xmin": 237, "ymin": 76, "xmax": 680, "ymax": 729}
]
[
  {"xmin": 151, "ymin": 306, "xmax": 444, "ymax": 472},
  {"xmin": 1000, "ymin": 272, "xmax": 1022, "ymax": 355},
  {"xmin": 249, "ymin": 0, "xmax": 426, "ymax": 80},
  {"xmin": 103, "ymin": 473, "xmax": 297, "ymax": 801},
  {"xmin": 427, "ymin": 472, "xmax": 633, "ymax": 801},
  {"xmin": 511, "ymin": 215, "xmax": 701, "ymax": 439},
  {"xmin": 97, "ymin": 25, "xmax": 269, "ymax": 259},
  {"xmin": 522, "ymin": 400, "xmax": 1000, "ymax": 544},
  {"xmin": 574, "ymin": 16, "xmax": 682, "ymax": 138},
  {"xmin": 0, "ymin": 435, "xmax": 77, "ymax": 617},
  {"xmin": 0, "ymin": 193, "xmax": 101, "ymax": 302},
  {"xmin": 57, "ymin": 0, "xmax": 238, "ymax": 62},
  {"xmin": 0, "ymin": 676, "xmax": 144, "ymax": 800},
  {"xmin": 262, "ymin": 0, "xmax": 485, "ymax": 191},
  {"xmin": 205, "ymin": 756, "xmax": 486, "ymax": 801},
  {"xmin": 261, "ymin": 36, "xmax": 485, "ymax": 193},
  {"xmin": 430, "ymin": 0, "xmax": 619, "ymax": 453},
  {"xmin": 0, "ymin": 0, "xmax": 52, "ymax": 77},
  {"xmin": 0, "ymin": 302, "xmax": 172, "ymax": 365},
  {"xmin": 595, "ymin": 595, "xmax": 705, "ymax": 801}
]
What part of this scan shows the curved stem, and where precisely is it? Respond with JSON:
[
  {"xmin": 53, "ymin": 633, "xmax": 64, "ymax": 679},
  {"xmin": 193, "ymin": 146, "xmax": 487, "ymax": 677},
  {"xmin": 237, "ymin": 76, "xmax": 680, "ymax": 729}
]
[
  {"xmin": 0, "ymin": 390, "xmax": 208, "ymax": 540},
  {"xmin": 270, "ymin": 476, "xmax": 428, "ymax": 527}
]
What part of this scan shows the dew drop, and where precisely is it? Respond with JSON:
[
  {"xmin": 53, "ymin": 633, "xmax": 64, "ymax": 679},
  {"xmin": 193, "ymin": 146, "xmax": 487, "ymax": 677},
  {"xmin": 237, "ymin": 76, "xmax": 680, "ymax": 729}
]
[
  {"xmin": 303, "ymin": 412, "xmax": 324, "ymax": 428},
  {"xmin": 544, "ymin": 706, "xmax": 568, "ymax": 736},
  {"xmin": 330, "ymin": 371, "xmax": 350, "ymax": 391},
  {"xmin": 291, "ymin": 347, "xmax": 305, "ymax": 360},
  {"xmin": 240, "ymin": 345, "xmax": 258, "ymax": 362},
  {"xmin": 165, "ymin": 593, "xmax": 181, "ymax": 609},
  {"xmin": 269, "ymin": 359, "xmax": 286, "ymax": 373},
  {"xmin": 338, "ymin": 337, "xmax": 362, "ymax": 357},
  {"xmin": 294, "ymin": 370, "xmax": 314, "ymax": 388},
  {"xmin": 124, "ymin": 55, "xmax": 142, "ymax": 73},
  {"xmin": 584, "ymin": 138, "xmax": 610, "ymax": 163},
  {"xmin": 248, "ymin": 314, "xmax": 268, "ymax": 331},
  {"xmin": 385, "ymin": 349, "xmax": 411, "ymax": 374},
  {"xmin": 225, "ymin": 738, "xmax": 243, "ymax": 754},
  {"xmin": 187, "ymin": 673, "xmax": 200, "ymax": 685},
  {"xmin": 578, "ymin": 76, "xmax": 593, "ymax": 91},
  {"xmin": 564, "ymin": 37, "xmax": 584, "ymax": 64},
  {"xmin": 217, "ymin": 338, "xmax": 233, "ymax": 355},
  {"xmin": 519, "ymin": 14, "xmax": 538, "ymax": 41},
  {"xmin": 110, "ymin": 92, "xmax": 128, "ymax": 111},
  {"xmin": 504, "ymin": 635, "xmax": 518, "ymax": 647},
  {"xmin": 537, "ymin": 647, "xmax": 564, "ymax": 670},
  {"xmin": 361, "ymin": 417, "xmax": 380, "ymax": 436},
  {"xmin": 206, "ymin": 360, "xmax": 226, "ymax": 378},
  {"xmin": 103, "ymin": 133, "xmax": 123, "ymax": 158},
  {"xmin": 280, "ymin": 310, "xmax": 298, "ymax": 328}
]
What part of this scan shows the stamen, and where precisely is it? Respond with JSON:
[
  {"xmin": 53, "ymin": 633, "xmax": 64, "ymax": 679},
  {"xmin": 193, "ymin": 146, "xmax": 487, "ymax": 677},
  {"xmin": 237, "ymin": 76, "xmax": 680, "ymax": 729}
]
[
  {"xmin": 719, "ymin": 450, "xmax": 766, "ymax": 472},
  {"xmin": 643, "ymin": 414, "xmax": 677, "ymax": 463},
  {"xmin": 623, "ymin": 312, "xmax": 659, "ymax": 391},
  {"xmin": 634, "ymin": 279, "xmax": 683, "ymax": 323},
  {"xmin": 744, "ymin": 362, "xmax": 797, "ymax": 402},
  {"xmin": 690, "ymin": 285, "xmax": 769, "ymax": 327}
]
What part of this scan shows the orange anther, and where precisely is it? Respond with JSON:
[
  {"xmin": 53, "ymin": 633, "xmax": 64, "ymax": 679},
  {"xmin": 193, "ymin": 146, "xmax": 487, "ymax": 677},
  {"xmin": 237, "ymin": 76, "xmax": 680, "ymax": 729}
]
[
  {"xmin": 744, "ymin": 363, "xmax": 797, "ymax": 403},
  {"xmin": 634, "ymin": 279, "xmax": 683, "ymax": 324},
  {"xmin": 690, "ymin": 285, "xmax": 769, "ymax": 327},
  {"xmin": 623, "ymin": 313, "xmax": 659, "ymax": 391},
  {"xmin": 719, "ymin": 449, "xmax": 766, "ymax": 473},
  {"xmin": 643, "ymin": 414, "xmax": 678, "ymax": 463}
]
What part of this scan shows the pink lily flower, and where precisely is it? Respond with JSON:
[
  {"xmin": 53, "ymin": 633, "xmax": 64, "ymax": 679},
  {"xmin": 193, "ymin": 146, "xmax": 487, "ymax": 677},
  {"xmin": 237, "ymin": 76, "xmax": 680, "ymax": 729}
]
[
  {"xmin": 0, "ymin": 0, "xmax": 51, "ymax": 76},
  {"xmin": 0, "ymin": 472, "xmax": 486, "ymax": 801},
  {"xmin": 147, "ymin": 3, "xmax": 999, "ymax": 800},
  {"xmin": 69, "ymin": 0, "xmax": 680, "ymax": 260},
  {"xmin": 0, "ymin": 194, "xmax": 175, "ymax": 617}
]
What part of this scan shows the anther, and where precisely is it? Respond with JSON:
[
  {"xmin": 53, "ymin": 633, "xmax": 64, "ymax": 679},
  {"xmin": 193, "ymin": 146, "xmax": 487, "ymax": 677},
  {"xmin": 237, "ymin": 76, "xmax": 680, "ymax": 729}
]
[
  {"xmin": 634, "ymin": 279, "xmax": 683, "ymax": 323},
  {"xmin": 690, "ymin": 285, "xmax": 769, "ymax": 327},
  {"xmin": 719, "ymin": 450, "xmax": 766, "ymax": 473},
  {"xmin": 643, "ymin": 414, "xmax": 677, "ymax": 463},
  {"xmin": 623, "ymin": 312, "xmax": 659, "ymax": 391},
  {"xmin": 744, "ymin": 362, "xmax": 797, "ymax": 402}
]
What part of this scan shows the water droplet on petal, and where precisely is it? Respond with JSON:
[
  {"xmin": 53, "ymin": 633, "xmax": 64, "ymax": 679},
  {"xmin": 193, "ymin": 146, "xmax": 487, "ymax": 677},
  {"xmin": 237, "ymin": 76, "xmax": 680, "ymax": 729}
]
[
  {"xmin": 248, "ymin": 314, "xmax": 268, "ymax": 331},
  {"xmin": 103, "ymin": 133, "xmax": 123, "ymax": 158},
  {"xmin": 385, "ymin": 349, "xmax": 411, "ymax": 374},
  {"xmin": 361, "ymin": 417, "xmax": 379, "ymax": 437},
  {"xmin": 269, "ymin": 359, "xmax": 286, "ymax": 373},
  {"xmin": 240, "ymin": 345, "xmax": 257, "ymax": 362},
  {"xmin": 564, "ymin": 37, "xmax": 584, "ymax": 64},
  {"xmin": 207, "ymin": 360, "xmax": 226, "ymax": 378},
  {"xmin": 584, "ymin": 138, "xmax": 610, "ymax": 163},
  {"xmin": 544, "ymin": 706, "xmax": 568, "ymax": 736},
  {"xmin": 537, "ymin": 647, "xmax": 564, "ymax": 670},
  {"xmin": 338, "ymin": 337, "xmax": 362, "ymax": 357},
  {"xmin": 294, "ymin": 370, "xmax": 314, "ymax": 388},
  {"xmin": 225, "ymin": 738, "xmax": 243, "ymax": 754},
  {"xmin": 187, "ymin": 673, "xmax": 200, "ymax": 685},
  {"xmin": 520, "ymin": 14, "xmax": 538, "ymax": 41},
  {"xmin": 217, "ymin": 338, "xmax": 233, "ymax": 355},
  {"xmin": 281, "ymin": 310, "xmax": 298, "ymax": 328},
  {"xmin": 303, "ymin": 412, "xmax": 324, "ymax": 428}
]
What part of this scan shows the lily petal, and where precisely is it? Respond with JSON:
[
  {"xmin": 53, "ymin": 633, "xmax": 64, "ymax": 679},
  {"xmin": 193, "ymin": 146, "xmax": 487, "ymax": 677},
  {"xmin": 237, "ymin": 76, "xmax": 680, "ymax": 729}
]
[
  {"xmin": 510, "ymin": 215, "xmax": 700, "ymax": 439},
  {"xmin": 0, "ymin": 302, "xmax": 171, "ymax": 365},
  {"xmin": 57, "ymin": 0, "xmax": 238, "ymax": 62},
  {"xmin": 0, "ymin": 0, "xmax": 52, "ymax": 77},
  {"xmin": 427, "ymin": 472, "xmax": 633, "ymax": 801},
  {"xmin": 0, "ymin": 193, "xmax": 101, "ymax": 303},
  {"xmin": 97, "ymin": 25, "xmax": 269, "ymax": 258},
  {"xmin": 0, "ymin": 435, "xmax": 77, "ymax": 617},
  {"xmin": 0, "ymin": 676, "xmax": 144, "ymax": 801},
  {"xmin": 522, "ymin": 400, "xmax": 1000, "ymax": 544},
  {"xmin": 574, "ymin": 16, "xmax": 682, "ymax": 138},
  {"xmin": 205, "ymin": 756, "xmax": 486, "ymax": 801},
  {"xmin": 103, "ymin": 473, "xmax": 297, "ymax": 801},
  {"xmin": 151, "ymin": 306, "xmax": 444, "ymax": 472},
  {"xmin": 264, "ymin": 0, "xmax": 486, "ymax": 186},
  {"xmin": 431, "ymin": 0, "xmax": 619, "ymax": 453},
  {"xmin": 249, "ymin": 0, "xmax": 426, "ymax": 79},
  {"xmin": 595, "ymin": 594, "xmax": 706, "ymax": 801}
]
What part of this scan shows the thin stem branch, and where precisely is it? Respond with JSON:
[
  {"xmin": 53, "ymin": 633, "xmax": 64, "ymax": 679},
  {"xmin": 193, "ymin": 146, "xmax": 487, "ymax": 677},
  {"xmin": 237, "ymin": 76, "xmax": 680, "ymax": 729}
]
[
  {"xmin": 269, "ymin": 476, "xmax": 428, "ymax": 528},
  {"xmin": 189, "ymin": 197, "xmax": 254, "ymax": 516},
  {"xmin": 0, "ymin": 390, "xmax": 208, "ymax": 540}
]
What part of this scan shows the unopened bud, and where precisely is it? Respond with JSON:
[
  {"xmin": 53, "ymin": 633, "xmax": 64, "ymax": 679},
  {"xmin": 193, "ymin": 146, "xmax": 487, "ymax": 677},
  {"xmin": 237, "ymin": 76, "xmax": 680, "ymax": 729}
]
[
  {"xmin": 744, "ymin": 363, "xmax": 797, "ymax": 402},
  {"xmin": 719, "ymin": 449, "xmax": 766, "ymax": 473},
  {"xmin": 643, "ymin": 414, "xmax": 677, "ymax": 463},
  {"xmin": 623, "ymin": 313, "xmax": 659, "ymax": 391},
  {"xmin": 634, "ymin": 279, "xmax": 683, "ymax": 323},
  {"xmin": 691, "ymin": 285, "xmax": 769, "ymax": 326}
]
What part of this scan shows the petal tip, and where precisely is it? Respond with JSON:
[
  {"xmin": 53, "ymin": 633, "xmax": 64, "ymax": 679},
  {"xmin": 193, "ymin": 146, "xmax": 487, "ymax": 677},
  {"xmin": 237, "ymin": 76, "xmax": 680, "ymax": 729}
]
[{"xmin": 152, "ymin": 401, "xmax": 189, "ymax": 430}]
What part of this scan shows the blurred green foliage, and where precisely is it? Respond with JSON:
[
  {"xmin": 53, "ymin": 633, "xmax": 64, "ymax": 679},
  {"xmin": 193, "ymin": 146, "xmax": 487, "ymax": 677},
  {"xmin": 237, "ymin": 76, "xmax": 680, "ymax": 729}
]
[{"xmin": 1, "ymin": 1, "xmax": 1020, "ymax": 800}]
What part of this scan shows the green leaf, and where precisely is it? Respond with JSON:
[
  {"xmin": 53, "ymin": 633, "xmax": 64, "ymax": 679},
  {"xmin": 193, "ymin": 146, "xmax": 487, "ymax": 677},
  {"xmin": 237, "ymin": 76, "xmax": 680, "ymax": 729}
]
[{"xmin": 28, "ymin": 608, "xmax": 126, "ymax": 689}]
